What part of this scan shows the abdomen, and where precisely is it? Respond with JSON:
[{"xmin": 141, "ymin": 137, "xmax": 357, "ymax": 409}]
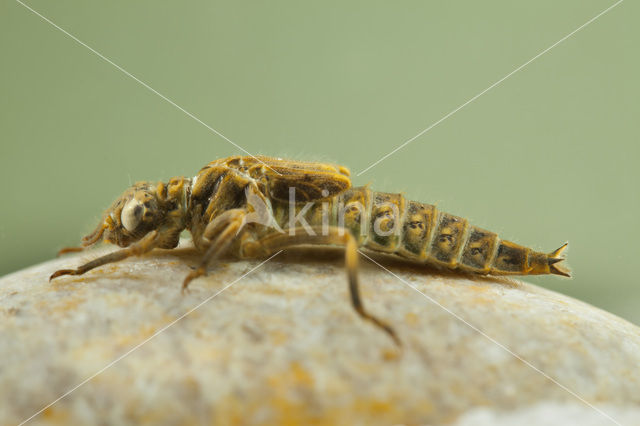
[{"xmin": 335, "ymin": 187, "xmax": 569, "ymax": 277}]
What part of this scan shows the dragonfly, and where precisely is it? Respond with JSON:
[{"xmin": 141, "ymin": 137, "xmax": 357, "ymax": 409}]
[{"xmin": 51, "ymin": 156, "xmax": 570, "ymax": 346}]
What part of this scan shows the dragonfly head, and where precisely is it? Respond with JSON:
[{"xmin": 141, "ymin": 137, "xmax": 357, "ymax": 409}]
[
  {"xmin": 80, "ymin": 182, "xmax": 163, "ymax": 249},
  {"xmin": 101, "ymin": 182, "xmax": 162, "ymax": 247}
]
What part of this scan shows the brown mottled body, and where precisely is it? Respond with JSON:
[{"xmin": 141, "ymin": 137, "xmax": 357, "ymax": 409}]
[{"xmin": 51, "ymin": 156, "xmax": 569, "ymax": 346}]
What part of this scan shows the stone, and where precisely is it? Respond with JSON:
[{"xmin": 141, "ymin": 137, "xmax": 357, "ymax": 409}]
[{"xmin": 1, "ymin": 243, "xmax": 639, "ymax": 425}]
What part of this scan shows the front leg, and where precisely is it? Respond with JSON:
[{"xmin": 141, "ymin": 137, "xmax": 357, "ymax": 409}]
[
  {"xmin": 50, "ymin": 231, "xmax": 159, "ymax": 281},
  {"xmin": 182, "ymin": 209, "xmax": 247, "ymax": 291}
]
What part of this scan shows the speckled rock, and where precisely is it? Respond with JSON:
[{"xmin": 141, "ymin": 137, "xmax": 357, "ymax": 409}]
[{"xmin": 1, "ymin": 243, "xmax": 639, "ymax": 426}]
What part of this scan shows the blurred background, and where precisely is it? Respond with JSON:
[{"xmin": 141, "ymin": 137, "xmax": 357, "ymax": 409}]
[{"xmin": 1, "ymin": 1, "xmax": 638, "ymax": 323}]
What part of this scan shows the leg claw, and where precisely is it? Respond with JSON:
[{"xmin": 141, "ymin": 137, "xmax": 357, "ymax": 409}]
[
  {"xmin": 181, "ymin": 268, "xmax": 205, "ymax": 293},
  {"xmin": 49, "ymin": 269, "xmax": 76, "ymax": 281}
]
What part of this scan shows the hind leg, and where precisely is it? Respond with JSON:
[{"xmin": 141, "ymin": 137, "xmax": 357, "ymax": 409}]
[{"xmin": 242, "ymin": 226, "xmax": 400, "ymax": 346}]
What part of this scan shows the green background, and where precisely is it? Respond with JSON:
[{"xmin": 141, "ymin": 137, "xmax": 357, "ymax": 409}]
[{"xmin": 2, "ymin": 1, "xmax": 638, "ymax": 323}]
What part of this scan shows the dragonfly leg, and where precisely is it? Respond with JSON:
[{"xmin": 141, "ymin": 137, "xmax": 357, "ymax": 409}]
[
  {"xmin": 182, "ymin": 209, "xmax": 246, "ymax": 292},
  {"xmin": 242, "ymin": 226, "xmax": 400, "ymax": 346},
  {"xmin": 50, "ymin": 230, "xmax": 159, "ymax": 281}
]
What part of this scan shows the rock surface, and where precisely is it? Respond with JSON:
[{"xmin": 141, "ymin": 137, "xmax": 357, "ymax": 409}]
[{"xmin": 1, "ymin": 243, "xmax": 639, "ymax": 425}]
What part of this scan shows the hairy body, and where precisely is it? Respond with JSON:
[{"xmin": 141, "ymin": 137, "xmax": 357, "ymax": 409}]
[{"xmin": 51, "ymin": 156, "xmax": 569, "ymax": 345}]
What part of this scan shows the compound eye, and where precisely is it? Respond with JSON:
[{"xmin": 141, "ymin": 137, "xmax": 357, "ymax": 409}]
[{"xmin": 121, "ymin": 198, "xmax": 145, "ymax": 232}]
